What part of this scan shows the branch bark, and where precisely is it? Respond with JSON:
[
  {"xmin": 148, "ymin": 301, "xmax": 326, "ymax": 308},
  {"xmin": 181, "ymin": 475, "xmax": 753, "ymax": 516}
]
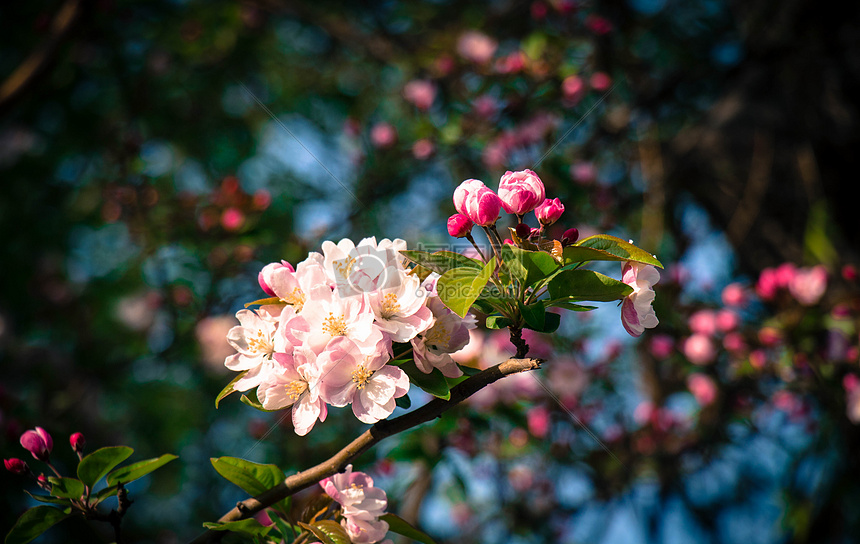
[{"xmin": 188, "ymin": 356, "xmax": 542, "ymax": 544}]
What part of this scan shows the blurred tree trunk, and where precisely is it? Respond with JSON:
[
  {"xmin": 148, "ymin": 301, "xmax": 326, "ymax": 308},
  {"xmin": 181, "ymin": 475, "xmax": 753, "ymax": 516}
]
[{"xmin": 662, "ymin": 0, "xmax": 860, "ymax": 274}]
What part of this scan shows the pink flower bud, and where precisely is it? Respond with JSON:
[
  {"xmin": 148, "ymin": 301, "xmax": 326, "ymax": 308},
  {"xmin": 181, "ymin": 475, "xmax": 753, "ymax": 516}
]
[
  {"xmin": 221, "ymin": 207, "xmax": 245, "ymax": 231},
  {"xmin": 562, "ymin": 76, "xmax": 586, "ymax": 105},
  {"xmin": 258, "ymin": 260, "xmax": 294, "ymax": 296},
  {"xmin": 36, "ymin": 474, "xmax": 50, "ymax": 491},
  {"xmin": 515, "ymin": 223, "xmax": 531, "ymax": 239},
  {"xmin": 69, "ymin": 432, "xmax": 86, "ymax": 454},
  {"xmin": 4, "ymin": 458, "xmax": 28, "ymax": 474},
  {"xmin": 789, "ymin": 265, "xmax": 827, "ymax": 306},
  {"xmin": 457, "ymin": 30, "xmax": 497, "ymax": 64},
  {"xmin": 715, "ymin": 309, "xmax": 739, "ymax": 332},
  {"xmin": 534, "ymin": 198, "xmax": 564, "ymax": 225},
  {"xmin": 370, "ymin": 122, "xmax": 397, "ymax": 148},
  {"xmin": 453, "ymin": 179, "xmax": 502, "ymax": 227},
  {"xmin": 20, "ymin": 427, "xmax": 53, "ymax": 462},
  {"xmin": 589, "ymin": 72, "xmax": 612, "ymax": 92},
  {"xmin": 497, "ymin": 170, "xmax": 546, "ymax": 215},
  {"xmin": 688, "ymin": 309, "xmax": 717, "ymax": 336},
  {"xmin": 447, "ymin": 214, "xmax": 474, "ymax": 238},
  {"xmin": 562, "ymin": 227, "xmax": 579, "ymax": 244},
  {"xmin": 649, "ymin": 334, "xmax": 674, "ymax": 358},
  {"xmin": 403, "ymin": 80, "xmax": 436, "ymax": 111}
]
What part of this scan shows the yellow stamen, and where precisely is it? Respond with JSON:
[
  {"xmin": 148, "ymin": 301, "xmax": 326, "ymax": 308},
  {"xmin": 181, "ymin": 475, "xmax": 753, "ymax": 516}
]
[
  {"xmin": 351, "ymin": 364, "xmax": 373, "ymax": 389},
  {"xmin": 322, "ymin": 313, "xmax": 348, "ymax": 336},
  {"xmin": 247, "ymin": 329, "xmax": 274, "ymax": 357},
  {"xmin": 284, "ymin": 380, "xmax": 308, "ymax": 401},
  {"xmin": 280, "ymin": 287, "xmax": 306, "ymax": 313},
  {"xmin": 380, "ymin": 293, "xmax": 401, "ymax": 319}
]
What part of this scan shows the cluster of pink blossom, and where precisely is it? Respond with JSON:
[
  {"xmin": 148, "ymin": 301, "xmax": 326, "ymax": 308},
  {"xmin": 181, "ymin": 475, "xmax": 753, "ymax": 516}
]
[
  {"xmin": 319, "ymin": 465, "xmax": 393, "ymax": 544},
  {"xmin": 756, "ymin": 263, "xmax": 828, "ymax": 306},
  {"xmin": 224, "ymin": 237, "xmax": 476, "ymax": 435}
]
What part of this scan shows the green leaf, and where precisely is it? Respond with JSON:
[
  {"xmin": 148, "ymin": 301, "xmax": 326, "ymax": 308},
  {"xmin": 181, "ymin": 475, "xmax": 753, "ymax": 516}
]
[
  {"xmin": 210, "ymin": 457, "xmax": 286, "ymax": 497},
  {"xmin": 437, "ymin": 257, "xmax": 496, "ymax": 318},
  {"xmin": 267, "ymin": 511, "xmax": 298, "ymax": 541},
  {"xmin": 546, "ymin": 300, "xmax": 598, "ymax": 312},
  {"xmin": 77, "ymin": 446, "xmax": 133, "ymax": 489},
  {"xmin": 5, "ymin": 506, "xmax": 69, "ymax": 544},
  {"xmin": 106, "ymin": 453, "xmax": 178, "ymax": 486},
  {"xmin": 380, "ymin": 513, "xmax": 438, "ymax": 544},
  {"xmin": 202, "ymin": 519, "xmax": 272, "ymax": 537},
  {"xmin": 93, "ymin": 485, "xmax": 121, "ymax": 502},
  {"xmin": 244, "ymin": 296, "xmax": 284, "ymax": 308},
  {"xmin": 519, "ymin": 300, "xmax": 545, "ymax": 331},
  {"xmin": 400, "ymin": 250, "xmax": 483, "ymax": 275},
  {"xmin": 23, "ymin": 491, "xmax": 71, "ymax": 506},
  {"xmin": 395, "ymin": 394, "xmax": 412, "ymax": 409},
  {"xmin": 562, "ymin": 235, "xmax": 663, "ymax": 268},
  {"xmin": 47, "ymin": 477, "xmax": 85, "ymax": 500},
  {"xmin": 547, "ymin": 269, "xmax": 633, "ymax": 302},
  {"xmin": 536, "ymin": 311, "xmax": 561, "ymax": 333},
  {"xmin": 297, "ymin": 520, "xmax": 351, "ymax": 544},
  {"xmin": 216, "ymin": 371, "xmax": 248, "ymax": 408},
  {"xmin": 486, "ymin": 315, "xmax": 513, "ymax": 329},
  {"xmin": 502, "ymin": 245, "xmax": 559, "ymax": 287},
  {"xmin": 398, "ymin": 359, "xmax": 452, "ymax": 400}
]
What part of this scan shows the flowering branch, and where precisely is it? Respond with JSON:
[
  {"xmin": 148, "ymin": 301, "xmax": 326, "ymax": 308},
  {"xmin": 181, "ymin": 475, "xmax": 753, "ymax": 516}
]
[{"xmin": 189, "ymin": 355, "xmax": 542, "ymax": 544}]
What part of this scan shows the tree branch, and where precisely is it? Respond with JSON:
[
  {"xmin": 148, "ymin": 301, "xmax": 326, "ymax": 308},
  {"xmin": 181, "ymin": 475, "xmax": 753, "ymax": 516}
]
[
  {"xmin": 188, "ymin": 356, "xmax": 542, "ymax": 544},
  {"xmin": 0, "ymin": 0, "xmax": 85, "ymax": 116}
]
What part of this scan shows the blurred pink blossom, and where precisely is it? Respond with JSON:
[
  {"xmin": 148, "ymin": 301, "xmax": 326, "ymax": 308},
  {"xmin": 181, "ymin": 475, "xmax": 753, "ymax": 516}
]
[
  {"xmin": 789, "ymin": 265, "xmax": 827, "ymax": 306},
  {"xmin": 649, "ymin": 334, "xmax": 675, "ymax": 358},
  {"xmin": 749, "ymin": 349, "xmax": 767, "ymax": 369},
  {"xmin": 221, "ymin": 207, "xmax": 245, "ymax": 231},
  {"xmin": 472, "ymin": 95, "xmax": 499, "ymax": 118},
  {"xmin": 562, "ymin": 75, "xmax": 586, "ymax": 105},
  {"xmin": 721, "ymin": 282, "xmax": 748, "ymax": 307},
  {"xmin": 495, "ymin": 51, "xmax": 526, "ymax": 74},
  {"xmin": 758, "ymin": 326, "xmax": 782, "ymax": 347},
  {"xmin": 570, "ymin": 161, "xmax": 596, "ymax": 184},
  {"xmin": 457, "ymin": 30, "xmax": 497, "ymax": 64},
  {"xmin": 547, "ymin": 356, "xmax": 589, "ymax": 406},
  {"xmin": 585, "ymin": 14, "xmax": 613, "ymax": 35},
  {"xmin": 723, "ymin": 332, "xmax": 747, "ymax": 353},
  {"xmin": 715, "ymin": 309, "xmax": 739, "ymax": 332},
  {"xmin": 527, "ymin": 405, "xmax": 551, "ymax": 438},
  {"xmin": 412, "ymin": 139, "xmax": 434, "ymax": 160},
  {"xmin": 370, "ymin": 122, "xmax": 397, "ymax": 148},
  {"xmin": 403, "ymin": 80, "xmax": 436, "ymax": 111},
  {"xmin": 682, "ymin": 333, "xmax": 716, "ymax": 365},
  {"xmin": 688, "ymin": 309, "xmax": 717, "ymax": 336},
  {"xmin": 589, "ymin": 72, "xmax": 612, "ymax": 91},
  {"xmin": 687, "ymin": 374, "xmax": 717, "ymax": 406},
  {"xmin": 196, "ymin": 316, "xmax": 239, "ymax": 371}
]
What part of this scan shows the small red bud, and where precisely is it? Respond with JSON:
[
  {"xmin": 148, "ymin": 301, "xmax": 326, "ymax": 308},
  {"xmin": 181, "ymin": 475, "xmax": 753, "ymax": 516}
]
[
  {"xmin": 4, "ymin": 458, "xmax": 28, "ymax": 474},
  {"xmin": 562, "ymin": 227, "xmax": 579, "ymax": 245},
  {"xmin": 36, "ymin": 474, "xmax": 50, "ymax": 491},
  {"xmin": 515, "ymin": 223, "xmax": 531, "ymax": 239},
  {"xmin": 70, "ymin": 432, "xmax": 86, "ymax": 454}
]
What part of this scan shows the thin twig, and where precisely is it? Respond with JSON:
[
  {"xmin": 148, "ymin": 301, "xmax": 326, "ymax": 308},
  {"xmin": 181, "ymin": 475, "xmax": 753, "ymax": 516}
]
[{"xmin": 188, "ymin": 357, "xmax": 542, "ymax": 544}]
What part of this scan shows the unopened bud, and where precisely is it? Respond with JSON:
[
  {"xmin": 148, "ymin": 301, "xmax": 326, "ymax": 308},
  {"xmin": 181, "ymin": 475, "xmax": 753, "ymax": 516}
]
[
  {"xmin": 562, "ymin": 227, "xmax": 579, "ymax": 245},
  {"xmin": 447, "ymin": 214, "xmax": 474, "ymax": 238},
  {"xmin": 69, "ymin": 432, "xmax": 86, "ymax": 454},
  {"xmin": 20, "ymin": 427, "xmax": 53, "ymax": 462},
  {"xmin": 515, "ymin": 223, "xmax": 531, "ymax": 240},
  {"xmin": 36, "ymin": 474, "xmax": 50, "ymax": 491},
  {"xmin": 4, "ymin": 458, "xmax": 28, "ymax": 474}
]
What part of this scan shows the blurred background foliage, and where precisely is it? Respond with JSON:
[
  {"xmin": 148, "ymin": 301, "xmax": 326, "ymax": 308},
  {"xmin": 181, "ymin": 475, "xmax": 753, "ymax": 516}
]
[{"xmin": 2, "ymin": 0, "xmax": 860, "ymax": 542}]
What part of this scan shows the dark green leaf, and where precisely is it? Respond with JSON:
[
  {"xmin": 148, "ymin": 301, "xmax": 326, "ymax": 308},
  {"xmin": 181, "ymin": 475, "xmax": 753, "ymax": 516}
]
[
  {"xmin": 106, "ymin": 454, "xmax": 178, "ymax": 486},
  {"xmin": 267, "ymin": 511, "xmax": 298, "ymax": 541},
  {"xmin": 23, "ymin": 491, "xmax": 70, "ymax": 506},
  {"xmin": 502, "ymin": 245, "xmax": 559, "ymax": 287},
  {"xmin": 537, "ymin": 311, "xmax": 561, "ymax": 333},
  {"xmin": 562, "ymin": 235, "xmax": 663, "ymax": 268},
  {"xmin": 459, "ymin": 365, "xmax": 482, "ymax": 376},
  {"xmin": 380, "ymin": 513, "xmax": 438, "ymax": 544},
  {"xmin": 77, "ymin": 446, "xmax": 134, "ymax": 489},
  {"xmin": 202, "ymin": 519, "xmax": 272, "ymax": 537},
  {"xmin": 93, "ymin": 485, "xmax": 120, "ymax": 502},
  {"xmin": 216, "ymin": 371, "xmax": 248, "ymax": 408},
  {"xmin": 395, "ymin": 394, "xmax": 412, "ymax": 409},
  {"xmin": 47, "ymin": 477, "xmax": 85, "ymax": 500},
  {"xmin": 398, "ymin": 359, "xmax": 451, "ymax": 400},
  {"xmin": 4, "ymin": 506, "xmax": 69, "ymax": 544},
  {"xmin": 210, "ymin": 457, "xmax": 286, "ymax": 497},
  {"xmin": 437, "ymin": 257, "xmax": 496, "ymax": 318},
  {"xmin": 400, "ymin": 250, "xmax": 483, "ymax": 275},
  {"xmin": 486, "ymin": 315, "xmax": 513, "ymax": 329},
  {"xmin": 519, "ymin": 300, "xmax": 545, "ymax": 331},
  {"xmin": 547, "ymin": 269, "xmax": 633, "ymax": 302},
  {"xmin": 546, "ymin": 300, "xmax": 598, "ymax": 312}
]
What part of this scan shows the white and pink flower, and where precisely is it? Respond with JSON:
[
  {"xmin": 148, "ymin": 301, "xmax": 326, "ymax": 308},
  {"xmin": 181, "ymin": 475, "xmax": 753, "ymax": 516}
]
[
  {"xmin": 620, "ymin": 261, "xmax": 660, "ymax": 337},
  {"xmin": 256, "ymin": 347, "xmax": 327, "ymax": 436},
  {"xmin": 412, "ymin": 297, "xmax": 476, "ymax": 378},
  {"xmin": 497, "ymin": 169, "xmax": 545, "ymax": 215}
]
